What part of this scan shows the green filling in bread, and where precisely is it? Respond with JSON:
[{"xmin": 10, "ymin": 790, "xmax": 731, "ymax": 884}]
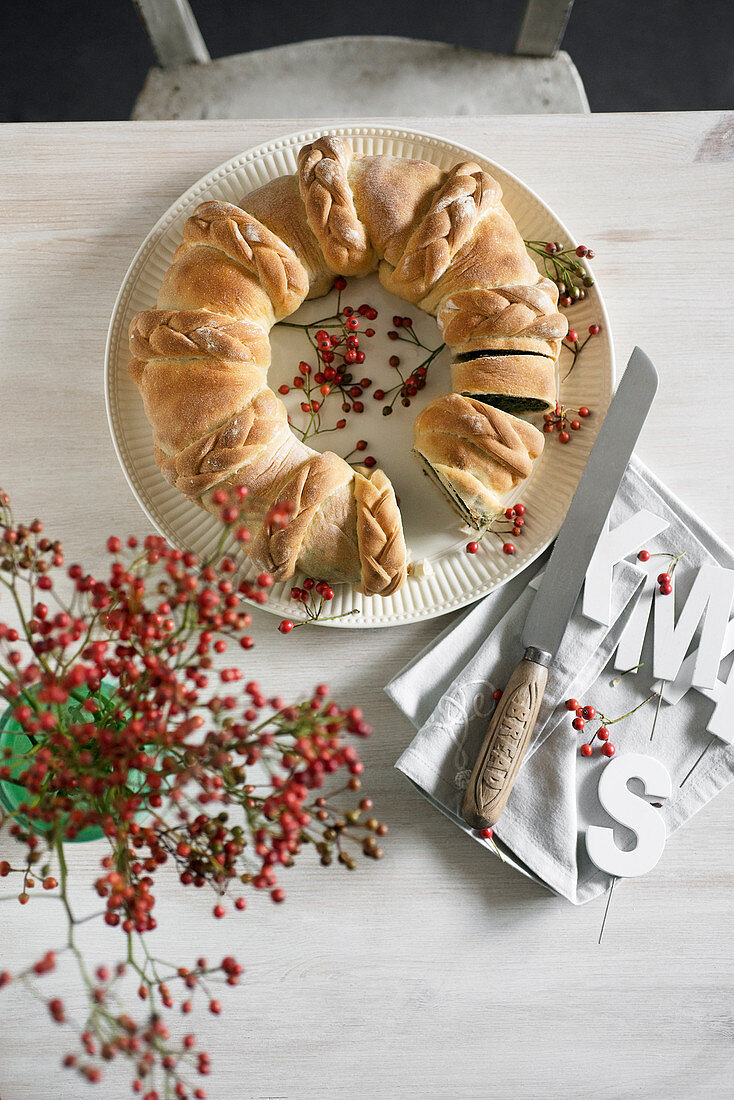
[
  {"xmin": 464, "ymin": 392, "xmax": 549, "ymax": 414},
  {"xmin": 454, "ymin": 348, "xmax": 544, "ymax": 363},
  {"xmin": 416, "ymin": 455, "xmax": 490, "ymax": 530}
]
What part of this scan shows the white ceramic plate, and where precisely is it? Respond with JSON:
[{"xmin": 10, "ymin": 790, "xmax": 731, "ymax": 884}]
[{"xmin": 105, "ymin": 125, "xmax": 614, "ymax": 628}]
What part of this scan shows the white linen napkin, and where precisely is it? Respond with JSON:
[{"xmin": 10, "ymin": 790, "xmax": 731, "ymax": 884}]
[{"xmin": 386, "ymin": 457, "xmax": 734, "ymax": 903}]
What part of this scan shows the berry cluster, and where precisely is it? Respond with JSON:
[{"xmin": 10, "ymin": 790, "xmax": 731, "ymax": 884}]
[
  {"xmin": 636, "ymin": 548, "xmax": 685, "ymax": 595},
  {"xmin": 565, "ymin": 698, "xmax": 616, "ymax": 758},
  {"xmin": 278, "ymin": 280, "xmax": 376, "ymax": 441},
  {"xmin": 378, "ymin": 317, "xmax": 444, "ymax": 416},
  {"xmin": 524, "ymin": 240, "xmax": 596, "ymax": 305},
  {"xmin": 0, "ymin": 487, "xmax": 383, "ymax": 1097},
  {"xmin": 560, "ymin": 322, "xmax": 601, "ymax": 386},
  {"xmin": 542, "ymin": 402, "xmax": 592, "ymax": 444},
  {"xmin": 280, "ymin": 578, "xmax": 358, "ymax": 634},
  {"xmin": 278, "ymin": 280, "xmax": 444, "ymax": 455},
  {"xmin": 465, "ymin": 502, "xmax": 527, "ymax": 557}
]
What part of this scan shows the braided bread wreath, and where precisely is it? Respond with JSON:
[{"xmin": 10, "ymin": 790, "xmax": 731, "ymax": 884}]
[{"xmin": 128, "ymin": 136, "xmax": 569, "ymax": 599}]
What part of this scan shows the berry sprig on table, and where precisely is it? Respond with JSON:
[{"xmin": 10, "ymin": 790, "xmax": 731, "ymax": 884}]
[
  {"xmin": 523, "ymin": 240, "xmax": 596, "ymax": 305},
  {"xmin": 0, "ymin": 486, "xmax": 384, "ymax": 1097},
  {"xmin": 277, "ymin": 278, "xmax": 444, "ymax": 458},
  {"xmin": 465, "ymin": 502, "xmax": 527, "ymax": 557},
  {"xmin": 566, "ymin": 686, "xmax": 661, "ymax": 758},
  {"xmin": 565, "ymin": 545, "xmax": 688, "ymax": 758},
  {"xmin": 637, "ymin": 547, "xmax": 686, "ymax": 594}
]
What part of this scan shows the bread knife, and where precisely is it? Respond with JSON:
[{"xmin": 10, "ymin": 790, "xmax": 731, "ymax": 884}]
[{"xmin": 462, "ymin": 347, "xmax": 658, "ymax": 830}]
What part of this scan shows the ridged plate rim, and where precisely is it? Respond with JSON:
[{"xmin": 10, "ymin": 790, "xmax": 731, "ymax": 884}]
[{"xmin": 105, "ymin": 124, "xmax": 615, "ymax": 628}]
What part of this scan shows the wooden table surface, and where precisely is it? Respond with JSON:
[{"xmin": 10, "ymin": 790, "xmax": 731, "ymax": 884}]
[{"xmin": 1, "ymin": 114, "xmax": 733, "ymax": 1100}]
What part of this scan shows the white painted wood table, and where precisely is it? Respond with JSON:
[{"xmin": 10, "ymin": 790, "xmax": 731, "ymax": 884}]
[{"xmin": 1, "ymin": 115, "xmax": 733, "ymax": 1100}]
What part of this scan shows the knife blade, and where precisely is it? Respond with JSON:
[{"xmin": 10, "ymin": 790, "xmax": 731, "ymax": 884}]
[
  {"xmin": 462, "ymin": 347, "xmax": 658, "ymax": 829},
  {"xmin": 522, "ymin": 346, "xmax": 659, "ymax": 659}
]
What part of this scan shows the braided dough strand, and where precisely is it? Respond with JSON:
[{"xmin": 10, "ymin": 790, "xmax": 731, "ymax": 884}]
[
  {"xmin": 438, "ymin": 277, "xmax": 567, "ymax": 357},
  {"xmin": 353, "ymin": 468, "xmax": 408, "ymax": 597},
  {"xmin": 386, "ymin": 162, "xmax": 502, "ymax": 301},
  {"xmin": 182, "ymin": 201, "xmax": 309, "ymax": 317},
  {"xmin": 129, "ymin": 309, "xmax": 270, "ymax": 366},
  {"xmin": 297, "ymin": 136, "xmax": 375, "ymax": 276}
]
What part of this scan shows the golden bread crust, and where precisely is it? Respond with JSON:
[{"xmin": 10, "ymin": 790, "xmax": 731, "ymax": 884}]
[
  {"xmin": 451, "ymin": 353, "xmax": 556, "ymax": 413},
  {"xmin": 413, "ymin": 395, "xmax": 544, "ymax": 524},
  {"xmin": 129, "ymin": 139, "xmax": 559, "ymax": 592}
]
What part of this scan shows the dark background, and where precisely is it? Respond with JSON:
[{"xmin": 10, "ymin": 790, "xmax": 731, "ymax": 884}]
[{"xmin": 2, "ymin": 0, "xmax": 732, "ymax": 122}]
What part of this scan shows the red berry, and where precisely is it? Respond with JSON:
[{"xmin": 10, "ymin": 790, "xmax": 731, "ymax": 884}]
[
  {"xmin": 580, "ymin": 743, "xmax": 593, "ymax": 757},
  {"xmin": 278, "ymin": 620, "xmax": 294, "ymax": 634},
  {"xmin": 355, "ymin": 440, "xmax": 367, "ymax": 451},
  {"xmin": 373, "ymin": 389, "xmax": 385, "ymax": 400},
  {"xmin": 364, "ymin": 456, "xmax": 376, "ymax": 469},
  {"xmin": 492, "ymin": 689, "xmax": 503, "ymax": 701},
  {"xmin": 660, "ymin": 582, "xmax": 673, "ymax": 595},
  {"xmin": 514, "ymin": 503, "xmax": 525, "ymax": 516},
  {"xmin": 365, "ymin": 328, "xmax": 375, "ymax": 337},
  {"xmin": 570, "ymin": 420, "xmax": 581, "ymax": 431},
  {"xmin": 578, "ymin": 406, "xmax": 590, "ymax": 417},
  {"xmin": 601, "ymin": 742, "xmax": 616, "ymax": 757},
  {"xmin": 466, "ymin": 541, "xmax": 479, "ymax": 554},
  {"xmin": 392, "ymin": 315, "xmax": 403, "ymax": 327},
  {"xmin": 213, "ymin": 904, "xmax": 225, "ymax": 919},
  {"xmin": 346, "ymin": 316, "xmax": 359, "ymax": 331},
  {"xmin": 589, "ymin": 324, "xmax": 600, "ymax": 335},
  {"xmin": 106, "ymin": 536, "xmax": 121, "ymax": 553},
  {"xmin": 597, "ymin": 726, "xmax": 609, "ymax": 741},
  {"xmin": 209, "ymin": 1000, "xmax": 222, "ymax": 1015},
  {"xmin": 480, "ymin": 827, "xmax": 494, "ymax": 839},
  {"xmin": 545, "ymin": 242, "xmax": 556, "ymax": 254},
  {"xmin": 271, "ymin": 888, "xmax": 286, "ymax": 903},
  {"xmin": 572, "ymin": 717, "xmax": 585, "ymax": 731},
  {"xmin": 278, "ymin": 384, "xmax": 289, "ymax": 395},
  {"xmin": 502, "ymin": 542, "xmax": 515, "ymax": 555},
  {"xmin": 657, "ymin": 573, "xmax": 671, "ymax": 585},
  {"xmin": 333, "ymin": 276, "xmax": 347, "ymax": 290},
  {"xmin": 558, "ymin": 431, "xmax": 570, "ymax": 444},
  {"xmin": 637, "ymin": 550, "xmax": 650, "ymax": 561},
  {"xmin": 567, "ymin": 330, "xmax": 579, "ymax": 343},
  {"xmin": 565, "ymin": 698, "xmax": 579, "ymax": 711},
  {"xmin": 575, "ymin": 245, "xmax": 589, "ymax": 257},
  {"xmin": 582, "ymin": 705, "xmax": 596, "ymax": 720}
]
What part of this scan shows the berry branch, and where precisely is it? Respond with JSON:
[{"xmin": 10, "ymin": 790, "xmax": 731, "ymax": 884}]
[
  {"xmin": 275, "ymin": 278, "xmax": 444, "ymax": 469},
  {"xmin": 0, "ymin": 486, "xmax": 385, "ymax": 1097},
  {"xmin": 523, "ymin": 240, "xmax": 595, "ymax": 306}
]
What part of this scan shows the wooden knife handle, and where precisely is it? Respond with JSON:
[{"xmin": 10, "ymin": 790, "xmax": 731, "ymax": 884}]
[{"xmin": 462, "ymin": 649, "xmax": 549, "ymax": 830}]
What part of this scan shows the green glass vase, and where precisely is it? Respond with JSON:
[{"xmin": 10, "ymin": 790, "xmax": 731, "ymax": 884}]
[{"xmin": 0, "ymin": 680, "xmax": 127, "ymax": 843}]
